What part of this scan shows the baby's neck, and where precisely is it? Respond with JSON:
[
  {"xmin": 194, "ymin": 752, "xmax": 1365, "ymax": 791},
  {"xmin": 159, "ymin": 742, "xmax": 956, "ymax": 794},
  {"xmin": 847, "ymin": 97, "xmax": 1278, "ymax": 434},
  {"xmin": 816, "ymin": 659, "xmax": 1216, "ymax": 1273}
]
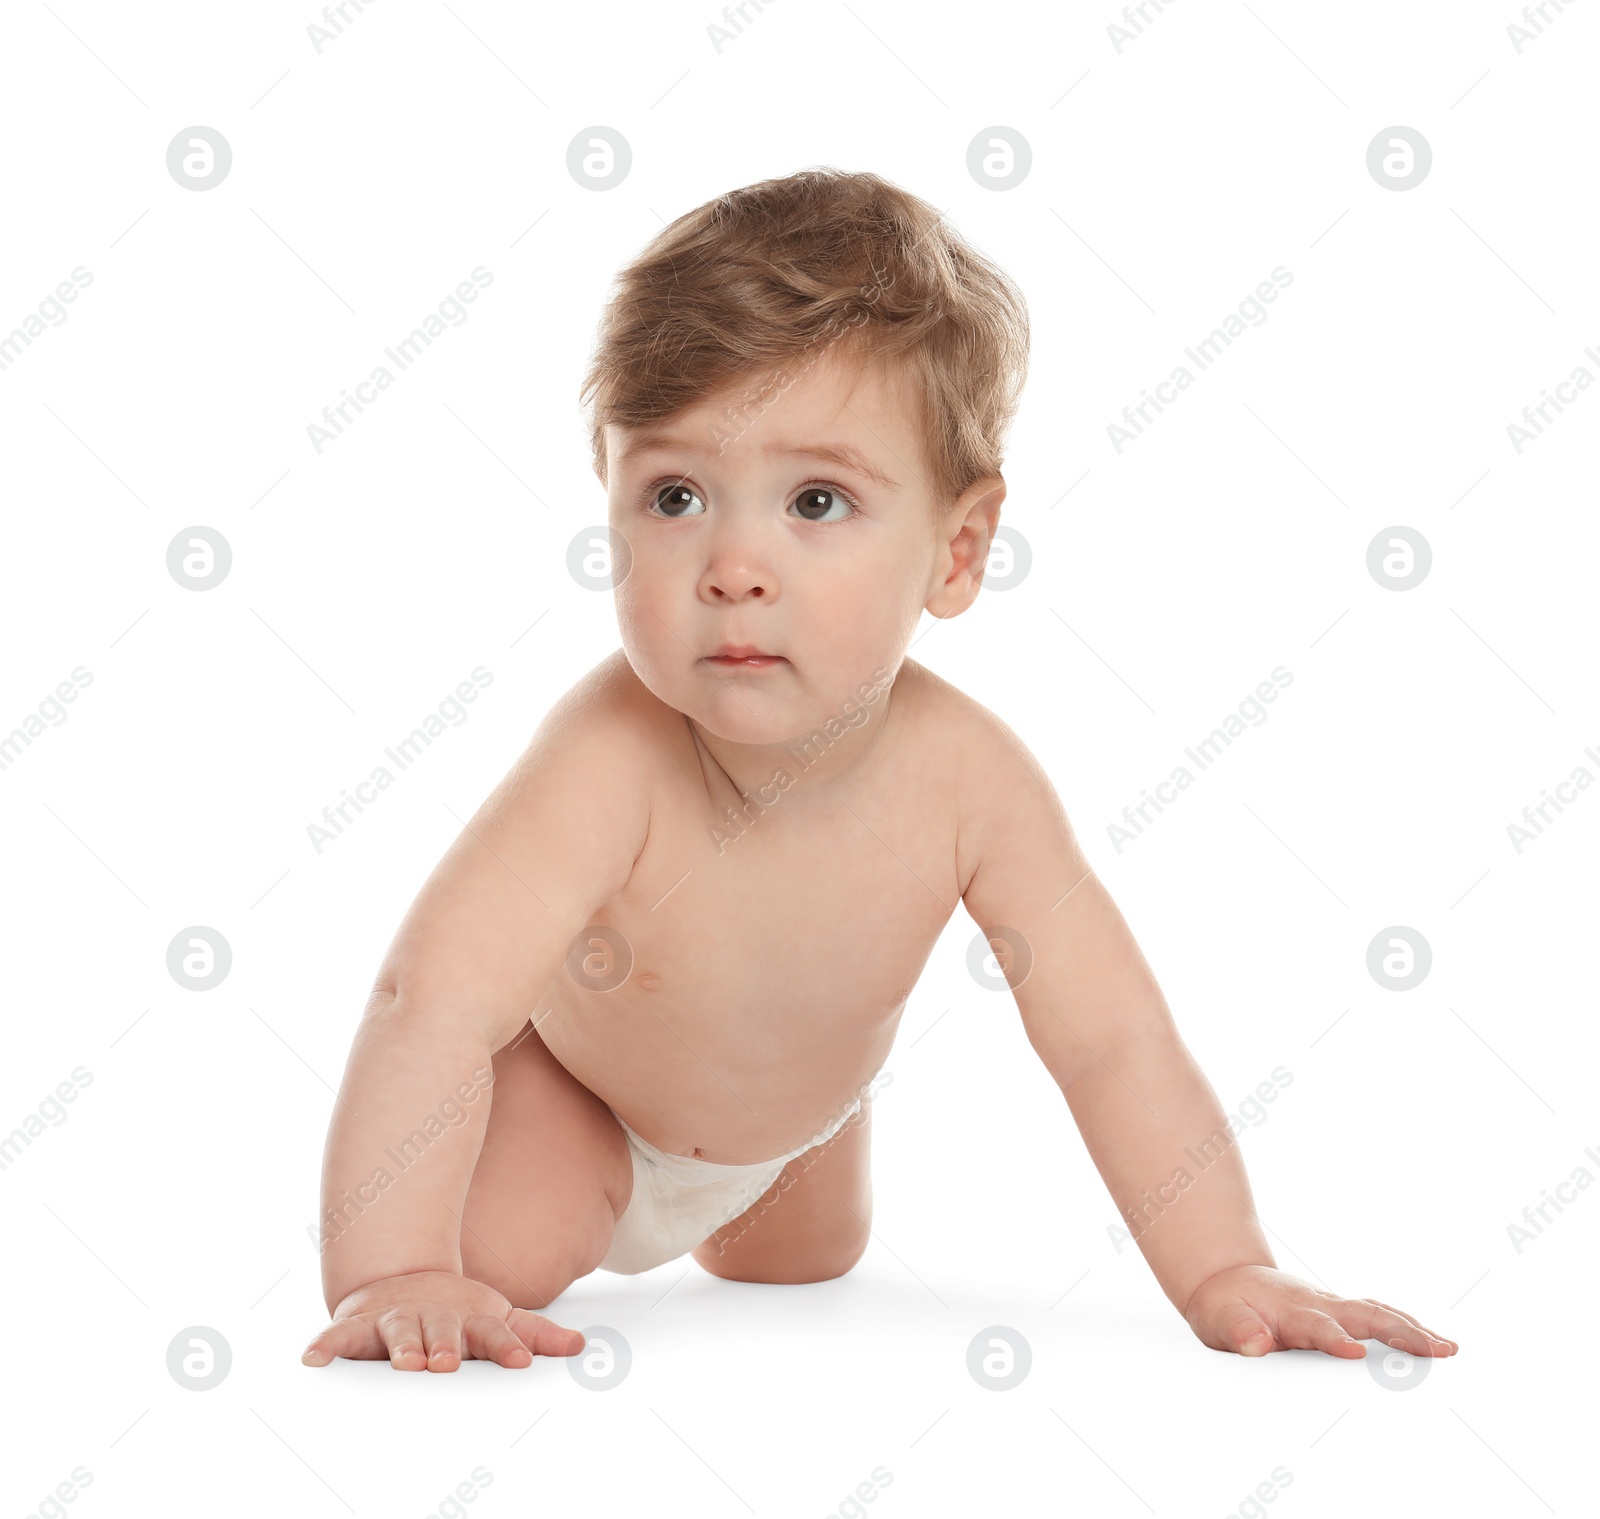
[{"xmin": 686, "ymin": 682, "xmax": 898, "ymax": 811}]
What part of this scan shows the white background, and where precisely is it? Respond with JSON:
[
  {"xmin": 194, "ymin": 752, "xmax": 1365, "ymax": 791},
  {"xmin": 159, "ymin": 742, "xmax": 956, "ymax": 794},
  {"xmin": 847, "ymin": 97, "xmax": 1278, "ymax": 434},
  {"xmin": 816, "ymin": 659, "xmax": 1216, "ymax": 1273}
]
[{"xmin": 1, "ymin": 1, "xmax": 1594, "ymax": 1515}]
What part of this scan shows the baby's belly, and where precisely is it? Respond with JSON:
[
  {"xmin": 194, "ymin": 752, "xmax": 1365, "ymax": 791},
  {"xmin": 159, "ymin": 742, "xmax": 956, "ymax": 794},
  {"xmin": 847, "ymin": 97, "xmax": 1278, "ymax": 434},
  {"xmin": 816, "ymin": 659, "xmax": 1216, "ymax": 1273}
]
[{"xmin": 530, "ymin": 977, "xmax": 908, "ymax": 1164}]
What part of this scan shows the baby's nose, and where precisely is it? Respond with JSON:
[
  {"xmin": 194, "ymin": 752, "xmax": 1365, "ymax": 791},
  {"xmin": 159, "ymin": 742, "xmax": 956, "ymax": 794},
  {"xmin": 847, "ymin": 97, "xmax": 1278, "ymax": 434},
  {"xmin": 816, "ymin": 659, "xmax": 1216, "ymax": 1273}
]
[{"xmin": 701, "ymin": 552, "xmax": 773, "ymax": 601}]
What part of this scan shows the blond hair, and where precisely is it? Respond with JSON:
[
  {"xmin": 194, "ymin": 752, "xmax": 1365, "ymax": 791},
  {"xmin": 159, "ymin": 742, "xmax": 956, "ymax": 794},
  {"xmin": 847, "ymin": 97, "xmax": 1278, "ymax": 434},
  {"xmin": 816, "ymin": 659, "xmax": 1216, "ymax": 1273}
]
[{"xmin": 579, "ymin": 166, "xmax": 1029, "ymax": 507}]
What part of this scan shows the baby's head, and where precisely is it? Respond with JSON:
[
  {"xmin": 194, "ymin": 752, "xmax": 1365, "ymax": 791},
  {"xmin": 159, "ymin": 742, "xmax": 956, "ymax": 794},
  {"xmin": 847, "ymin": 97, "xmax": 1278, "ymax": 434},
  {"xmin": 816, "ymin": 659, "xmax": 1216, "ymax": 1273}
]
[{"xmin": 580, "ymin": 167, "xmax": 1029, "ymax": 745}]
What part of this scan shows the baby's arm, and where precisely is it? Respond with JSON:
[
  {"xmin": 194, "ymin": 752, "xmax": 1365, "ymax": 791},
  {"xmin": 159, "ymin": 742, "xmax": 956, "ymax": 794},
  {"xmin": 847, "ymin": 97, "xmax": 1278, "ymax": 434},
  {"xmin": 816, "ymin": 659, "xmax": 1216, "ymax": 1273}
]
[
  {"xmin": 958, "ymin": 717, "xmax": 1456, "ymax": 1360},
  {"xmin": 302, "ymin": 669, "xmax": 650, "ymax": 1369}
]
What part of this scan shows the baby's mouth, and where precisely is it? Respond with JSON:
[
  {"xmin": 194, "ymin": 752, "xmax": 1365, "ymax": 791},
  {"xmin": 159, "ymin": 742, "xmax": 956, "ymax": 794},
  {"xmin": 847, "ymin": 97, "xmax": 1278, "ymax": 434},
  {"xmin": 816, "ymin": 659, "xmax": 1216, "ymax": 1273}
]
[
  {"xmin": 704, "ymin": 653, "xmax": 786, "ymax": 669},
  {"xmin": 704, "ymin": 644, "xmax": 786, "ymax": 669}
]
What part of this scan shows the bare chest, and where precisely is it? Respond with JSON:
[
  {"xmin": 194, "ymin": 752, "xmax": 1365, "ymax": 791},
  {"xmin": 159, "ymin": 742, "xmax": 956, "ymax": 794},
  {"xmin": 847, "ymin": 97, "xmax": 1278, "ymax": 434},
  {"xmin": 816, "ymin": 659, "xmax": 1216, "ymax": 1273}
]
[{"xmin": 533, "ymin": 731, "xmax": 962, "ymax": 1158}]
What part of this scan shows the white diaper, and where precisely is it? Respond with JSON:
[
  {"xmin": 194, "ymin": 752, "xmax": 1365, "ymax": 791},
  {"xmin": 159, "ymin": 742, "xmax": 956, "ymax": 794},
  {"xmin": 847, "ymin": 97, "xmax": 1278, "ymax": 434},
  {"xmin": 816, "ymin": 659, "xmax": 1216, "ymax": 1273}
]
[{"xmin": 597, "ymin": 1096, "xmax": 865, "ymax": 1275}]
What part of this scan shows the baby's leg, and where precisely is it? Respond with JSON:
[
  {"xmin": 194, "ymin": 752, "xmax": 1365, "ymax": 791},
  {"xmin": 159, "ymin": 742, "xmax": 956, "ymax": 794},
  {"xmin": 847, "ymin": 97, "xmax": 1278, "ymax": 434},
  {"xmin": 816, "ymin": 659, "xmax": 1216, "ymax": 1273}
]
[
  {"xmin": 692, "ymin": 1104, "xmax": 873, "ymax": 1284},
  {"xmin": 458, "ymin": 1020, "xmax": 632, "ymax": 1309}
]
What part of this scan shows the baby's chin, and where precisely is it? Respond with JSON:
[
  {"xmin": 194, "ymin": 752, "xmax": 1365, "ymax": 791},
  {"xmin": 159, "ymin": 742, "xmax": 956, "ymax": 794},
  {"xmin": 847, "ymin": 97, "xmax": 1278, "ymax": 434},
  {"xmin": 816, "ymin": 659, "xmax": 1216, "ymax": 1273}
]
[
  {"xmin": 683, "ymin": 674, "xmax": 813, "ymax": 748},
  {"xmin": 615, "ymin": 647, "xmax": 789, "ymax": 739},
  {"xmin": 683, "ymin": 668, "xmax": 881, "ymax": 750}
]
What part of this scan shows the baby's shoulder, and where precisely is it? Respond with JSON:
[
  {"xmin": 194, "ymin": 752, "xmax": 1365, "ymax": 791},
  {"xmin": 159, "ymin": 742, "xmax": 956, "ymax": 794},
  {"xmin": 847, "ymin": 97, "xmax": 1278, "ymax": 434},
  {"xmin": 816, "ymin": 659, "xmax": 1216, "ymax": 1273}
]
[
  {"xmin": 522, "ymin": 648, "xmax": 682, "ymax": 786},
  {"xmin": 897, "ymin": 658, "xmax": 1044, "ymax": 781},
  {"xmin": 897, "ymin": 663, "xmax": 1069, "ymax": 900}
]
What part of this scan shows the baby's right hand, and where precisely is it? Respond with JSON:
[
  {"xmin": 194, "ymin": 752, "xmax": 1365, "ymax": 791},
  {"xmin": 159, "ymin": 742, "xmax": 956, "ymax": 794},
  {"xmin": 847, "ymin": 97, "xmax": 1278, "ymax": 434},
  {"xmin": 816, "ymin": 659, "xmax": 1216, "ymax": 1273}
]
[{"xmin": 300, "ymin": 1271, "xmax": 585, "ymax": 1371}]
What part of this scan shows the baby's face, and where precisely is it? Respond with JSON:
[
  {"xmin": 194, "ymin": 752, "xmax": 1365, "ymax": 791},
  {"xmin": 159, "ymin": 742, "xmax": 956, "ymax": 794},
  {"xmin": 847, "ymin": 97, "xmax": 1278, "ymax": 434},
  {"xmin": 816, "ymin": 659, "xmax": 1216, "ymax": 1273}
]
[{"xmin": 604, "ymin": 348, "xmax": 996, "ymax": 746}]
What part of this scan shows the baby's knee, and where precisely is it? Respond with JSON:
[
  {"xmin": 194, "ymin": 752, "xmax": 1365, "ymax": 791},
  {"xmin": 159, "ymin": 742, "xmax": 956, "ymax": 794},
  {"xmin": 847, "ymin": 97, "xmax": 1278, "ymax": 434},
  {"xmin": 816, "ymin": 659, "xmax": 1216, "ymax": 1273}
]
[
  {"xmin": 696, "ymin": 1230, "xmax": 869, "ymax": 1285},
  {"xmin": 460, "ymin": 1235, "xmax": 587, "ymax": 1310},
  {"xmin": 459, "ymin": 1196, "xmax": 614, "ymax": 1309}
]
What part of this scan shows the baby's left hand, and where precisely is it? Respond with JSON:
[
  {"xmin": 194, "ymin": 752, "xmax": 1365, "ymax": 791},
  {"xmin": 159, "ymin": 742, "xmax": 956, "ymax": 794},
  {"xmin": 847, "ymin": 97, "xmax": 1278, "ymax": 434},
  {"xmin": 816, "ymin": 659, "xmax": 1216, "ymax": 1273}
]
[{"xmin": 1182, "ymin": 1264, "xmax": 1459, "ymax": 1359}]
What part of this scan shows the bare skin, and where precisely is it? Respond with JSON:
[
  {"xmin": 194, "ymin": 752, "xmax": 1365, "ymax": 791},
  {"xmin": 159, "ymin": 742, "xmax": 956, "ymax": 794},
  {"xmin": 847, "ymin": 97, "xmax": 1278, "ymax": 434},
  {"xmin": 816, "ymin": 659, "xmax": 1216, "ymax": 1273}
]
[{"xmin": 303, "ymin": 346, "xmax": 1458, "ymax": 1371}]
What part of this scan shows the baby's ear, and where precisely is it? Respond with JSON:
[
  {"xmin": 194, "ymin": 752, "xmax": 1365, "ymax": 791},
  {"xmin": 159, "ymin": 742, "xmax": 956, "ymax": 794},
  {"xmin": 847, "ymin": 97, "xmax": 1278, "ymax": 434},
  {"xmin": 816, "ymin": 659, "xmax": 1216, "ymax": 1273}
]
[{"xmin": 952, "ymin": 474, "xmax": 1006, "ymax": 537}]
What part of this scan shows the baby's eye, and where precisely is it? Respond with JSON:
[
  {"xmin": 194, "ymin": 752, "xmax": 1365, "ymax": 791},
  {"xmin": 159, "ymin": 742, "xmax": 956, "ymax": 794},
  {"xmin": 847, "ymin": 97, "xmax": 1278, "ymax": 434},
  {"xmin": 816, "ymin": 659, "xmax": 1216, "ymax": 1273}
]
[
  {"xmin": 648, "ymin": 481, "xmax": 705, "ymax": 518},
  {"xmin": 791, "ymin": 486, "xmax": 855, "ymax": 523}
]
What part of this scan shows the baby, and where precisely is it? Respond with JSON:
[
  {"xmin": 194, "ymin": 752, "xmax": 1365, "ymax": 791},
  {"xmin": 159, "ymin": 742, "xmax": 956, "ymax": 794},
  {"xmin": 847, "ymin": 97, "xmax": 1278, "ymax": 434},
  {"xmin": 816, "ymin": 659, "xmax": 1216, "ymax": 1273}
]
[{"xmin": 302, "ymin": 168, "xmax": 1457, "ymax": 1372}]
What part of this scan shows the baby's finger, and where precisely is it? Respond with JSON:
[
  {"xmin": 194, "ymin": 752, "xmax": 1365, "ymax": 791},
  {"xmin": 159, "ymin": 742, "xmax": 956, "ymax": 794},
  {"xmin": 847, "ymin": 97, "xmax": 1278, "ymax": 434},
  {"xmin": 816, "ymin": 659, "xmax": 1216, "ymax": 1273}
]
[
  {"xmin": 1336, "ymin": 1299, "xmax": 1454, "ymax": 1356},
  {"xmin": 506, "ymin": 1307, "xmax": 586, "ymax": 1358},
  {"xmin": 1213, "ymin": 1301, "xmax": 1275, "ymax": 1356},
  {"xmin": 420, "ymin": 1307, "xmax": 465, "ymax": 1373},
  {"xmin": 1279, "ymin": 1308, "xmax": 1365, "ymax": 1358},
  {"xmin": 1358, "ymin": 1299, "xmax": 1458, "ymax": 1353},
  {"xmin": 376, "ymin": 1308, "xmax": 429, "ymax": 1371},
  {"xmin": 463, "ymin": 1314, "xmax": 535, "ymax": 1368},
  {"xmin": 302, "ymin": 1318, "xmax": 382, "ymax": 1366}
]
